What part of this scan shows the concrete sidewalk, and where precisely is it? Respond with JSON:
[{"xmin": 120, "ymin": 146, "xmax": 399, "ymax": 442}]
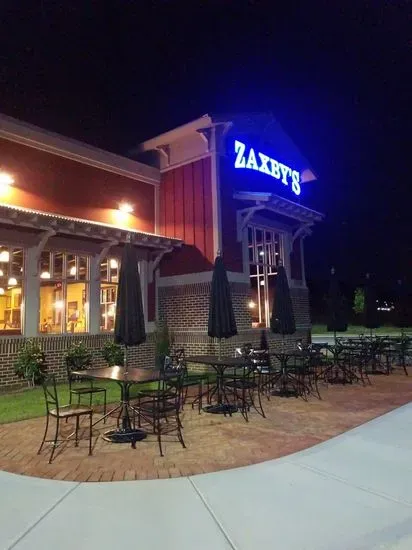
[{"xmin": 2, "ymin": 404, "xmax": 412, "ymax": 550}]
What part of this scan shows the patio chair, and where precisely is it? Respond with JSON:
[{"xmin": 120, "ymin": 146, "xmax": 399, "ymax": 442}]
[
  {"xmin": 38, "ymin": 375, "xmax": 93, "ymax": 463},
  {"xmin": 168, "ymin": 349, "xmax": 212, "ymax": 413},
  {"xmin": 66, "ymin": 364, "xmax": 107, "ymax": 422},
  {"xmin": 223, "ymin": 362, "xmax": 265, "ymax": 421},
  {"xmin": 134, "ymin": 367, "xmax": 186, "ymax": 457}
]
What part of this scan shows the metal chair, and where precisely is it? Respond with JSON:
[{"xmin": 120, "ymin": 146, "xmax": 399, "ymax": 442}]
[
  {"xmin": 135, "ymin": 367, "xmax": 186, "ymax": 457},
  {"xmin": 223, "ymin": 362, "xmax": 266, "ymax": 421},
  {"xmin": 38, "ymin": 375, "xmax": 93, "ymax": 463},
  {"xmin": 169, "ymin": 349, "xmax": 212, "ymax": 413},
  {"xmin": 66, "ymin": 364, "xmax": 107, "ymax": 421}
]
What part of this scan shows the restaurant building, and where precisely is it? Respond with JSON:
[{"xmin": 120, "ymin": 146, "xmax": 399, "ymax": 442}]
[{"xmin": 0, "ymin": 112, "xmax": 322, "ymax": 389}]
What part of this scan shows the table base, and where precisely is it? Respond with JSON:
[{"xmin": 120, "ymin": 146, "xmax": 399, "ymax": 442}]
[
  {"xmin": 203, "ymin": 403, "xmax": 238, "ymax": 415},
  {"xmin": 102, "ymin": 428, "xmax": 147, "ymax": 447}
]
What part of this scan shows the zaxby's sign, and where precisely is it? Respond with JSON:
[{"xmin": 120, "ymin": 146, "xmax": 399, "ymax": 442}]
[{"xmin": 233, "ymin": 139, "xmax": 301, "ymax": 196}]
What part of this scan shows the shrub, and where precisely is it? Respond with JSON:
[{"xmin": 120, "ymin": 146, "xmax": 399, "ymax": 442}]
[
  {"xmin": 101, "ymin": 340, "xmax": 124, "ymax": 366},
  {"xmin": 65, "ymin": 341, "xmax": 93, "ymax": 370},
  {"xmin": 14, "ymin": 339, "xmax": 47, "ymax": 388}
]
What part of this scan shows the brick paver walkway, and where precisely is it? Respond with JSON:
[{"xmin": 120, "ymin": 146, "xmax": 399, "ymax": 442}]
[{"xmin": 0, "ymin": 372, "xmax": 411, "ymax": 482}]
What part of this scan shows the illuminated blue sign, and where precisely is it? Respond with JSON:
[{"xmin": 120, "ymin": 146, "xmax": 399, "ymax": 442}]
[{"xmin": 234, "ymin": 140, "xmax": 301, "ymax": 196}]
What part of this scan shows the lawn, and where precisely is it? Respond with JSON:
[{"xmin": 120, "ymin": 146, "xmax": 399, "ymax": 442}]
[
  {"xmin": 0, "ymin": 380, "xmax": 157, "ymax": 425},
  {"xmin": 311, "ymin": 324, "xmax": 411, "ymax": 336}
]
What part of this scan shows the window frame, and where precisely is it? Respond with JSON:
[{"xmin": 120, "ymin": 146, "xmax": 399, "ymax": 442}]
[
  {"xmin": 248, "ymin": 224, "xmax": 285, "ymax": 328},
  {"xmin": 39, "ymin": 251, "xmax": 90, "ymax": 335}
]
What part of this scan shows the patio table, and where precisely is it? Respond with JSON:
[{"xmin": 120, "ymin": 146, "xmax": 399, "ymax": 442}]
[
  {"xmin": 72, "ymin": 366, "xmax": 160, "ymax": 447},
  {"xmin": 271, "ymin": 351, "xmax": 312, "ymax": 397},
  {"xmin": 185, "ymin": 355, "xmax": 250, "ymax": 415}
]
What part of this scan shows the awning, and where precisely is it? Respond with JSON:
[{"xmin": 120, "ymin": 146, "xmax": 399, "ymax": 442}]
[
  {"xmin": 234, "ymin": 191, "xmax": 324, "ymax": 241},
  {"xmin": 0, "ymin": 202, "xmax": 182, "ymax": 250}
]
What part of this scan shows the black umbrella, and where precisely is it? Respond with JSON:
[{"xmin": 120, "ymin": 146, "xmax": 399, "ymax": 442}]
[
  {"xmin": 326, "ymin": 267, "xmax": 348, "ymax": 344},
  {"xmin": 115, "ymin": 241, "xmax": 146, "ymax": 371},
  {"xmin": 394, "ymin": 279, "xmax": 409, "ymax": 335},
  {"xmin": 364, "ymin": 273, "xmax": 380, "ymax": 335},
  {"xmin": 270, "ymin": 263, "xmax": 296, "ymax": 337},
  {"xmin": 208, "ymin": 254, "xmax": 237, "ymax": 357}
]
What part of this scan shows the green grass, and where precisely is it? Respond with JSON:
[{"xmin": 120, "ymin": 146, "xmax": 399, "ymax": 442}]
[
  {"xmin": 0, "ymin": 380, "xmax": 157, "ymax": 425},
  {"xmin": 311, "ymin": 324, "xmax": 411, "ymax": 336}
]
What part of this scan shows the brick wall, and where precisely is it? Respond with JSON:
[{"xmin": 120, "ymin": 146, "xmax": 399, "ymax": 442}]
[
  {"xmin": 158, "ymin": 280, "xmax": 311, "ymax": 366},
  {"xmin": 0, "ymin": 333, "xmax": 155, "ymax": 391}
]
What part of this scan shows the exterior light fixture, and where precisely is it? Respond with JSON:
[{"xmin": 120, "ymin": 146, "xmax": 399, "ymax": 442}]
[
  {"xmin": 0, "ymin": 171, "xmax": 14, "ymax": 187},
  {"xmin": 0, "ymin": 288, "xmax": 4, "ymax": 295},
  {"xmin": 0, "ymin": 250, "xmax": 10, "ymax": 262},
  {"xmin": 110, "ymin": 258, "xmax": 118, "ymax": 269},
  {"xmin": 69, "ymin": 266, "xmax": 77, "ymax": 276},
  {"xmin": 248, "ymin": 300, "xmax": 256, "ymax": 308},
  {"xmin": 8, "ymin": 277, "xmax": 17, "ymax": 286},
  {"xmin": 40, "ymin": 271, "xmax": 51, "ymax": 279},
  {"xmin": 118, "ymin": 202, "xmax": 134, "ymax": 214},
  {"xmin": 0, "ymin": 269, "xmax": 3, "ymax": 276}
]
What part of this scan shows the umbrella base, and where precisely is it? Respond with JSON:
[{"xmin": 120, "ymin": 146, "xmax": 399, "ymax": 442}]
[
  {"xmin": 103, "ymin": 428, "xmax": 147, "ymax": 446},
  {"xmin": 203, "ymin": 403, "xmax": 238, "ymax": 415}
]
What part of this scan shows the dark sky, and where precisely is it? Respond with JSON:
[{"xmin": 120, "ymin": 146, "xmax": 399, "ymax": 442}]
[{"xmin": 1, "ymin": 1, "xmax": 411, "ymax": 291}]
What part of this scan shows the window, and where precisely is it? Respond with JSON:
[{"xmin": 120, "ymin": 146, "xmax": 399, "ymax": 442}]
[
  {"xmin": 0, "ymin": 245, "xmax": 23, "ymax": 333},
  {"xmin": 248, "ymin": 226, "xmax": 283, "ymax": 328},
  {"xmin": 39, "ymin": 251, "xmax": 89, "ymax": 334},
  {"xmin": 100, "ymin": 256, "xmax": 120, "ymax": 332}
]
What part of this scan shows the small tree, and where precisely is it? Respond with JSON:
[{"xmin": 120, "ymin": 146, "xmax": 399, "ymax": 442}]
[
  {"xmin": 101, "ymin": 340, "xmax": 124, "ymax": 366},
  {"xmin": 353, "ymin": 287, "xmax": 365, "ymax": 316},
  {"xmin": 14, "ymin": 339, "xmax": 47, "ymax": 388},
  {"xmin": 154, "ymin": 321, "xmax": 175, "ymax": 369}
]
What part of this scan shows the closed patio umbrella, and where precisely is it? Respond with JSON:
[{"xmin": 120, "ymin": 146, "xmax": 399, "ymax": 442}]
[
  {"xmin": 208, "ymin": 253, "xmax": 237, "ymax": 358},
  {"xmin": 105, "ymin": 239, "xmax": 146, "ymax": 444},
  {"xmin": 270, "ymin": 263, "xmax": 296, "ymax": 338},
  {"xmin": 364, "ymin": 273, "xmax": 380, "ymax": 336},
  {"xmin": 326, "ymin": 267, "xmax": 348, "ymax": 345},
  {"xmin": 394, "ymin": 279, "xmax": 409, "ymax": 336},
  {"xmin": 114, "ymin": 241, "xmax": 146, "ymax": 369}
]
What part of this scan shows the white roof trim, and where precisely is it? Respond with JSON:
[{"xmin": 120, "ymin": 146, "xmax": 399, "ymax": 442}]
[
  {"xmin": 138, "ymin": 114, "xmax": 214, "ymax": 152},
  {"xmin": 0, "ymin": 113, "xmax": 160, "ymax": 186},
  {"xmin": 234, "ymin": 191, "xmax": 324, "ymax": 224},
  {"xmin": 0, "ymin": 202, "xmax": 182, "ymax": 249}
]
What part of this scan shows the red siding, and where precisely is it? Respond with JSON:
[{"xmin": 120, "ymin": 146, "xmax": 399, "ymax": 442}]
[
  {"xmin": 0, "ymin": 138, "xmax": 156, "ymax": 233},
  {"xmin": 159, "ymin": 157, "xmax": 214, "ymax": 276},
  {"xmin": 290, "ymin": 237, "xmax": 303, "ymax": 280}
]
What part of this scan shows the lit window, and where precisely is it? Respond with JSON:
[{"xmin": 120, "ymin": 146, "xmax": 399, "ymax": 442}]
[
  {"xmin": 0, "ymin": 246, "xmax": 24, "ymax": 334},
  {"xmin": 100, "ymin": 256, "xmax": 120, "ymax": 332},
  {"xmin": 39, "ymin": 251, "xmax": 89, "ymax": 334},
  {"xmin": 248, "ymin": 226, "xmax": 283, "ymax": 328}
]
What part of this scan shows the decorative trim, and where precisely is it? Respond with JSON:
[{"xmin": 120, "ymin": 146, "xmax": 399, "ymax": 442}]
[{"xmin": 157, "ymin": 270, "xmax": 248, "ymax": 287}]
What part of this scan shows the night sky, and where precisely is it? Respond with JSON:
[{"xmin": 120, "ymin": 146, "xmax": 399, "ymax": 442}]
[{"xmin": 1, "ymin": 1, "xmax": 411, "ymax": 295}]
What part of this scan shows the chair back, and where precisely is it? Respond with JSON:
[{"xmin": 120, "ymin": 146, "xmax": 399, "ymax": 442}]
[
  {"xmin": 41, "ymin": 375, "xmax": 59, "ymax": 415},
  {"xmin": 158, "ymin": 361, "xmax": 186, "ymax": 410}
]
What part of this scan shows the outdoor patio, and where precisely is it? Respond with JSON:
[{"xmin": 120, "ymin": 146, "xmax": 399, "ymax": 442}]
[{"xmin": 1, "ymin": 371, "xmax": 411, "ymax": 482}]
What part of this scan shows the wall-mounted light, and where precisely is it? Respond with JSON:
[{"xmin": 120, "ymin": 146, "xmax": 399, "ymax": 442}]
[
  {"xmin": 40, "ymin": 271, "xmax": 51, "ymax": 279},
  {"xmin": 118, "ymin": 202, "xmax": 134, "ymax": 214},
  {"xmin": 248, "ymin": 300, "xmax": 256, "ymax": 309},
  {"xmin": 69, "ymin": 266, "xmax": 77, "ymax": 276},
  {"xmin": 0, "ymin": 250, "xmax": 10, "ymax": 262},
  {"xmin": 8, "ymin": 277, "xmax": 17, "ymax": 286},
  {"xmin": 0, "ymin": 288, "xmax": 5, "ymax": 295},
  {"xmin": 110, "ymin": 259, "xmax": 118, "ymax": 269},
  {"xmin": 0, "ymin": 171, "xmax": 14, "ymax": 187},
  {"xmin": 0, "ymin": 269, "xmax": 3, "ymax": 277}
]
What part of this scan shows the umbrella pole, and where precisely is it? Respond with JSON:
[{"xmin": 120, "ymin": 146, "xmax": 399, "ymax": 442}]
[{"xmin": 124, "ymin": 345, "xmax": 128, "ymax": 374}]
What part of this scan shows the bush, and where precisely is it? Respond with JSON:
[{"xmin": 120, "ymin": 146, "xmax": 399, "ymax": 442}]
[
  {"xmin": 101, "ymin": 340, "xmax": 124, "ymax": 366},
  {"xmin": 65, "ymin": 341, "xmax": 93, "ymax": 370},
  {"xmin": 14, "ymin": 340, "xmax": 47, "ymax": 388}
]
